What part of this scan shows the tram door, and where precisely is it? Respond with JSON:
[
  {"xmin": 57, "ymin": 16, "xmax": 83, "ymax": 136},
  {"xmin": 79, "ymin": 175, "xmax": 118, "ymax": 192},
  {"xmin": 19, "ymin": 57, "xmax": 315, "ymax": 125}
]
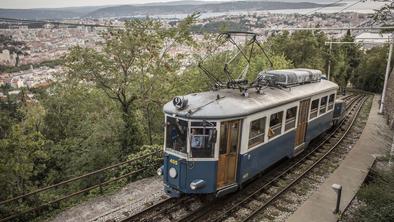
[
  {"xmin": 295, "ymin": 99, "xmax": 310, "ymax": 150},
  {"xmin": 217, "ymin": 120, "xmax": 240, "ymax": 189}
]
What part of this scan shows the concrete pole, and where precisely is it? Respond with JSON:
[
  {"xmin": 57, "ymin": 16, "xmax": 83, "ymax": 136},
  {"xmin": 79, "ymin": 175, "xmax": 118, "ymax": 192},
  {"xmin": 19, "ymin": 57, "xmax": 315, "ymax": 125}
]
[
  {"xmin": 328, "ymin": 41, "xmax": 332, "ymax": 81},
  {"xmin": 379, "ymin": 33, "xmax": 393, "ymax": 114}
]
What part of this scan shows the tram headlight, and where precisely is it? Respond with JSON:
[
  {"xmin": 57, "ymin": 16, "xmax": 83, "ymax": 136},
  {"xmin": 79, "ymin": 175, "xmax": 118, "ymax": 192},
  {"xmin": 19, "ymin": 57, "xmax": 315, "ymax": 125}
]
[
  {"xmin": 169, "ymin": 167, "xmax": 177, "ymax": 178},
  {"xmin": 157, "ymin": 167, "xmax": 163, "ymax": 176}
]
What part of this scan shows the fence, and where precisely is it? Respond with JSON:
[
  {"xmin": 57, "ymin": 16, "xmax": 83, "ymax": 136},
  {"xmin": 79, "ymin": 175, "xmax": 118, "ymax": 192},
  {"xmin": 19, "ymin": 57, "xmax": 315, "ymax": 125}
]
[{"xmin": 0, "ymin": 149, "xmax": 163, "ymax": 222}]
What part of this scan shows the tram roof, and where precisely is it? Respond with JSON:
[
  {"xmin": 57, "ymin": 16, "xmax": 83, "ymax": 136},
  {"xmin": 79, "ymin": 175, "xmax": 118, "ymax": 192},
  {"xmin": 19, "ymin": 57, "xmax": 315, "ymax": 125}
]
[{"xmin": 163, "ymin": 79, "xmax": 339, "ymax": 120}]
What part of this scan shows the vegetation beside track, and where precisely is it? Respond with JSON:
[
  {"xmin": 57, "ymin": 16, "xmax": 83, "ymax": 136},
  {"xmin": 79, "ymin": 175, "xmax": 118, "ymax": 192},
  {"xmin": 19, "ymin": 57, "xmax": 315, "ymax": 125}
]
[{"xmin": 341, "ymin": 160, "xmax": 394, "ymax": 222}]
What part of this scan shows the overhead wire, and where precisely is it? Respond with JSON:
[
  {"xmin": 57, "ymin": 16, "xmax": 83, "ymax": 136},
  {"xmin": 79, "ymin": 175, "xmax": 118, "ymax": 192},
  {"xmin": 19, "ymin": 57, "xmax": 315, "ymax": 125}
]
[
  {"xmin": 306, "ymin": 0, "xmax": 346, "ymax": 15},
  {"xmin": 335, "ymin": 0, "xmax": 365, "ymax": 14}
]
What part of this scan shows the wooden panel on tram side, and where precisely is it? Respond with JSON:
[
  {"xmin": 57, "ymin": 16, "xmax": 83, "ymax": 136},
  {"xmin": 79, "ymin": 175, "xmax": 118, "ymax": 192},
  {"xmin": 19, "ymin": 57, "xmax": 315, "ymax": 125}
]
[
  {"xmin": 295, "ymin": 99, "xmax": 310, "ymax": 146},
  {"xmin": 226, "ymin": 153, "xmax": 237, "ymax": 183},
  {"xmin": 217, "ymin": 155, "xmax": 227, "ymax": 188}
]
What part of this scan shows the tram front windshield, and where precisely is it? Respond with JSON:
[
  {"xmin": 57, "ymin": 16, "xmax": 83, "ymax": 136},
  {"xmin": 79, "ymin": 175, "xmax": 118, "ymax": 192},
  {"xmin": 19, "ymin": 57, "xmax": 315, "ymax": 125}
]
[
  {"xmin": 166, "ymin": 116, "xmax": 188, "ymax": 154},
  {"xmin": 190, "ymin": 126, "xmax": 215, "ymax": 158}
]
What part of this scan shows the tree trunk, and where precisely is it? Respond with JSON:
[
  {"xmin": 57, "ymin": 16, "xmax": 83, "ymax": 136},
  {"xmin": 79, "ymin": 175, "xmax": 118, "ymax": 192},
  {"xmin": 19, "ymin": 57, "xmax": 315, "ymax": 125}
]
[
  {"xmin": 15, "ymin": 54, "xmax": 20, "ymax": 67},
  {"xmin": 120, "ymin": 104, "xmax": 142, "ymax": 156},
  {"xmin": 146, "ymin": 104, "xmax": 153, "ymax": 145}
]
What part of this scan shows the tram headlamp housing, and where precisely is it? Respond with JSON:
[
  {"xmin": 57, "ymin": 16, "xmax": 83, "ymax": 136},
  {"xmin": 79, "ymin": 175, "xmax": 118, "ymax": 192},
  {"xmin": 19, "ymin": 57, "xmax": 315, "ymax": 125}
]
[
  {"xmin": 157, "ymin": 166, "xmax": 163, "ymax": 176},
  {"xmin": 169, "ymin": 167, "xmax": 177, "ymax": 178}
]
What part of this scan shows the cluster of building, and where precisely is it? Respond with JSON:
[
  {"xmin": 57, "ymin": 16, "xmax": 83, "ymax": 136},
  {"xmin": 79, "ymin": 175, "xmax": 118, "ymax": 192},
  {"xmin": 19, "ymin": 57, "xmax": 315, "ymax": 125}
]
[
  {"xmin": 0, "ymin": 66, "xmax": 62, "ymax": 102},
  {"xmin": 0, "ymin": 11, "xmax": 386, "ymax": 101},
  {"xmin": 0, "ymin": 26, "xmax": 104, "ymax": 66},
  {"xmin": 0, "ymin": 12, "xmax": 377, "ymax": 67},
  {"xmin": 0, "ymin": 66, "xmax": 61, "ymax": 88},
  {"xmin": 197, "ymin": 12, "xmax": 370, "ymax": 37}
]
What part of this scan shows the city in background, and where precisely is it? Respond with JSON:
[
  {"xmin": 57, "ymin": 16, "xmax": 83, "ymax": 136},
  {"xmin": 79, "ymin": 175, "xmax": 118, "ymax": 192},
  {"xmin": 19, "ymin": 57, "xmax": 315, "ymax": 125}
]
[{"xmin": 0, "ymin": 0, "xmax": 390, "ymax": 101}]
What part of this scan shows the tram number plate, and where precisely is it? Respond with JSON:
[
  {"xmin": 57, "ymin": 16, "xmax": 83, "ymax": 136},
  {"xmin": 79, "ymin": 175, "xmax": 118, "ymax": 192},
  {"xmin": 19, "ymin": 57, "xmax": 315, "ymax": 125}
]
[{"xmin": 169, "ymin": 159, "xmax": 178, "ymax": 165}]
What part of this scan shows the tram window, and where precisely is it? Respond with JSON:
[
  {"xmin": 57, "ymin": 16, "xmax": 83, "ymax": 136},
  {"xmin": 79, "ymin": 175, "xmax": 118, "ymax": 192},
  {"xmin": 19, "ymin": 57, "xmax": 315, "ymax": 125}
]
[
  {"xmin": 230, "ymin": 123, "xmax": 239, "ymax": 153},
  {"xmin": 320, "ymin": 96, "xmax": 328, "ymax": 114},
  {"xmin": 219, "ymin": 124, "xmax": 228, "ymax": 155},
  {"xmin": 269, "ymin": 111, "xmax": 283, "ymax": 139},
  {"xmin": 190, "ymin": 127, "xmax": 215, "ymax": 158},
  {"xmin": 285, "ymin": 107, "xmax": 297, "ymax": 131},
  {"xmin": 166, "ymin": 117, "xmax": 188, "ymax": 154},
  {"xmin": 310, "ymin": 99, "xmax": 319, "ymax": 119},
  {"xmin": 328, "ymin": 94, "xmax": 335, "ymax": 110},
  {"xmin": 248, "ymin": 117, "xmax": 266, "ymax": 148}
]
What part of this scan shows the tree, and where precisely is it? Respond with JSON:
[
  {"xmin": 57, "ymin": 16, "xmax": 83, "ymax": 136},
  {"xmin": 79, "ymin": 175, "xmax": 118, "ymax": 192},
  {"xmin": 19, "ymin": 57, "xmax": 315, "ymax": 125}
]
[
  {"xmin": 0, "ymin": 125, "xmax": 49, "ymax": 202},
  {"xmin": 352, "ymin": 46, "xmax": 394, "ymax": 92},
  {"xmin": 267, "ymin": 30, "xmax": 327, "ymax": 70},
  {"xmin": 372, "ymin": 2, "xmax": 394, "ymax": 28},
  {"xmin": 337, "ymin": 30, "xmax": 362, "ymax": 88},
  {"xmin": 65, "ymin": 15, "xmax": 198, "ymax": 154}
]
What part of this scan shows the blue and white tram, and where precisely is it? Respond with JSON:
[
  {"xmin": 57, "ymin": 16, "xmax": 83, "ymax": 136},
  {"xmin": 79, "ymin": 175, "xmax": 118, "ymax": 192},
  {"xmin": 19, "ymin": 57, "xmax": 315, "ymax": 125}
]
[{"xmin": 157, "ymin": 69, "xmax": 339, "ymax": 198}]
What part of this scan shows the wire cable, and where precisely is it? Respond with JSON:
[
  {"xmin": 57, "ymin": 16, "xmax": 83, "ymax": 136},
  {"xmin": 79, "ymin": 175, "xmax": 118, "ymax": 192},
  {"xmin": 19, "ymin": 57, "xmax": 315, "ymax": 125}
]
[
  {"xmin": 335, "ymin": 0, "xmax": 365, "ymax": 14},
  {"xmin": 306, "ymin": 0, "xmax": 345, "ymax": 15}
]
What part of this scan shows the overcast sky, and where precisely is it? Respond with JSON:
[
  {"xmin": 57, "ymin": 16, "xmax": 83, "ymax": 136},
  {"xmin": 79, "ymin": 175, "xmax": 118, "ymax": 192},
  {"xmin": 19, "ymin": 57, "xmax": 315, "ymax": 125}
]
[{"xmin": 0, "ymin": 0, "xmax": 234, "ymax": 9}]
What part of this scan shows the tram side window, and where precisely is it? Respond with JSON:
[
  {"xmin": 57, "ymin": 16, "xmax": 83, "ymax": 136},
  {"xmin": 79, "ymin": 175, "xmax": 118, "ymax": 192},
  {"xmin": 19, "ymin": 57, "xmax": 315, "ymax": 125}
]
[
  {"xmin": 328, "ymin": 94, "xmax": 335, "ymax": 110},
  {"xmin": 320, "ymin": 96, "xmax": 328, "ymax": 114},
  {"xmin": 248, "ymin": 117, "xmax": 266, "ymax": 148},
  {"xmin": 285, "ymin": 107, "xmax": 297, "ymax": 131},
  {"xmin": 269, "ymin": 111, "xmax": 283, "ymax": 139},
  {"xmin": 190, "ymin": 127, "xmax": 215, "ymax": 158},
  {"xmin": 310, "ymin": 99, "xmax": 319, "ymax": 119}
]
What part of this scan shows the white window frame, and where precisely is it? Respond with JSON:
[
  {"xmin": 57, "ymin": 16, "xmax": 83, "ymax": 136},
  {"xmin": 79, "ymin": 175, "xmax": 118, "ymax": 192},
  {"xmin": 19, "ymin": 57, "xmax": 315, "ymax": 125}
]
[
  {"xmin": 309, "ymin": 98, "xmax": 320, "ymax": 120},
  {"xmin": 309, "ymin": 90, "xmax": 337, "ymax": 122},
  {"xmin": 163, "ymin": 114, "xmax": 189, "ymax": 159},
  {"xmin": 241, "ymin": 101, "xmax": 299, "ymax": 154},
  {"xmin": 285, "ymin": 106, "xmax": 298, "ymax": 132},
  {"xmin": 327, "ymin": 93, "xmax": 336, "ymax": 111},
  {"xmin": 319, "ymin": 95, "xmax": 328, "ymax": 115},
  {"xmin": 248, "ymin": 117, "xmax": 267, "ymax": 149}
]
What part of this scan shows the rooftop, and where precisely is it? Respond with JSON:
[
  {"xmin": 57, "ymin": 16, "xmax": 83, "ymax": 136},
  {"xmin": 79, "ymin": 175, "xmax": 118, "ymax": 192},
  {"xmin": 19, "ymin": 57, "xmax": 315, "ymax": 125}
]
[{"xmin": 164, "ymin": 79, "xmax": 338, "ymax": 120}]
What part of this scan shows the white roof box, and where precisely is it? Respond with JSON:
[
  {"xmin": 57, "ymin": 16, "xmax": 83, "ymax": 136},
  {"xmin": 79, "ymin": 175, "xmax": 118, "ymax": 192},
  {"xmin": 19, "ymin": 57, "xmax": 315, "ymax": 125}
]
[{"xmin": 258, "ymin": 68, "xmax": 322, "ymax": 86}]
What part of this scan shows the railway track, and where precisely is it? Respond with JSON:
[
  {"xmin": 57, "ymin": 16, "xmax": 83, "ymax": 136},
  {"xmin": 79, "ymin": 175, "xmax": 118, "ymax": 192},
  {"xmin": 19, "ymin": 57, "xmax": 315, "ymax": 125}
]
[{"xmin": 120, "ymin": 94, "xmax": 367, "ymax": 222}]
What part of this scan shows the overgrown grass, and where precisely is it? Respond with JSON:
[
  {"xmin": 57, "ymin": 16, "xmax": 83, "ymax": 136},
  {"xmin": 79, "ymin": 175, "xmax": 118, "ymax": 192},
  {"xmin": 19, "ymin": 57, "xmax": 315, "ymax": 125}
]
[{"xmin": 342, "ymin": 164, "xmax": 394, "ymax": 222}]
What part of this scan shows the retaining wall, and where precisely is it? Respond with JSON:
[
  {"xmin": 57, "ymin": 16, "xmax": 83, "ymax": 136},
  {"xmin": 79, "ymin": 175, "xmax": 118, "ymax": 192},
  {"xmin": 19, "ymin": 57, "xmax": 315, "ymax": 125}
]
[{"xmin": 384, "ymin": 68, "xmax": 394, "ymax": 129}]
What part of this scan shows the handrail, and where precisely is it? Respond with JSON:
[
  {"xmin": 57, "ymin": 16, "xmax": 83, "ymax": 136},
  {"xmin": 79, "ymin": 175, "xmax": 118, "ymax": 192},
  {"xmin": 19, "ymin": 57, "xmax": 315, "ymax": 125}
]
[
  {"xmin": 0, "ymin": 165, "xmax": 156, "ymax": 222},
  {"xmin": 0, "ymin": 158, "xmax": 163, "ymax": 222},
  {"xmin": 0, "ymin": 150, "xmax": 162, "ymax": 206}
]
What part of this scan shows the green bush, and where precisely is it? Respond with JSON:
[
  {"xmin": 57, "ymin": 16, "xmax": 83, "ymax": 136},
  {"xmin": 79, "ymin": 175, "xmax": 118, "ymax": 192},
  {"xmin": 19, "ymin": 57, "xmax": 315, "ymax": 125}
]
[
  {"xmin": 119, "ymin": 144, "xmax": 163, "ymax": 181},
  {"xmin": 343, "ymin": 166, "xmax": 394, "ymax": 222}
]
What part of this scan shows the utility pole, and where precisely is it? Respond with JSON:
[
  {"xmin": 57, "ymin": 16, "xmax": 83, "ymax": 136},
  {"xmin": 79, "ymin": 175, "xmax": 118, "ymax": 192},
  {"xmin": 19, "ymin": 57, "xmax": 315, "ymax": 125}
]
[
  {"xmin": 379, "ymin": 33, "xmax": 393, "ymax": 114},
  {"xmin": 327, "ymin": 40, "xmax": 333, "ymax": 81}
]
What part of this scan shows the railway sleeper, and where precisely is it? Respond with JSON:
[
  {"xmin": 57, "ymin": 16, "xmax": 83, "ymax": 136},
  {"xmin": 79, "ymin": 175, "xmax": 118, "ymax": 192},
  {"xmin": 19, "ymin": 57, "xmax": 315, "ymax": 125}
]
[{"xmin": 273, "ymin": 201, "xmax": 293, "ymax": 212}]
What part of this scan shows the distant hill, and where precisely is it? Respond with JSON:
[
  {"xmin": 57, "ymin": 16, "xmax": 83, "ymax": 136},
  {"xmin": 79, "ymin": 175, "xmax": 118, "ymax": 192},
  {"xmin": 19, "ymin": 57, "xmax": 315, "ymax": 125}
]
[
  {"xmin": 85, "ymin": 1, "xmax": 334, "ymax": 18},
  {"xmin": 0, "ymin": 1, "xmax": 342, "ymax": 20},
  {"xmin": 0, "ymin": 8, "xmax": 81, "ymax": 20}
]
